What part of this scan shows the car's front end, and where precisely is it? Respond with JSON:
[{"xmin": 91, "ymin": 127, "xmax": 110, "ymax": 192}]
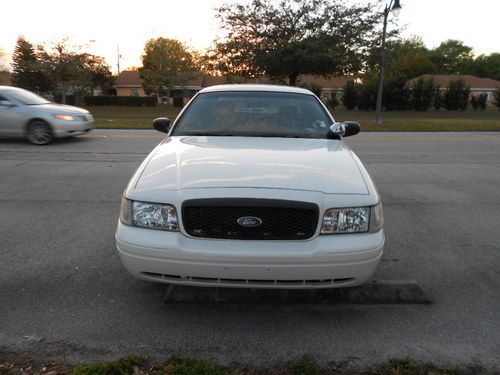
[
  {"xmin": 116, "ymin": 138, "xmax": 384, "ymax": 288},
  {"xmin": 40, "ymin": 106, "xmax": 95, "ymax": 138}
]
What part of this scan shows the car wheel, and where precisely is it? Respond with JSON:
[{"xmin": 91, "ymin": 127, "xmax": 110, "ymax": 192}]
[{"xmin": 26, "ymin": 120, "xmax": 53, "ymax": 145}]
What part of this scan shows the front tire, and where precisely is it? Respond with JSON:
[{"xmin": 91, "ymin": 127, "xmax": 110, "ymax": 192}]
[{"xmin": 26, "ymin": 120, "xmax": 53, "ymax": 145}]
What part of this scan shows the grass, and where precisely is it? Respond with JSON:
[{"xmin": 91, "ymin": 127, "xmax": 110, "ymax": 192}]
[
  {"xmin": 84, "ymin": 105, "xmax": 500, "ymax": 132},
  {"xmin": 0, "ymin": 355, "xmax": 484, "ymax": 375}
]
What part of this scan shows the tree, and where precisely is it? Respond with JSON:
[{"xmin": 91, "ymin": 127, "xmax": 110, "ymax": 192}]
[
  {"xmin": 370, "ymin": 37, "xmax": 436, "ymax": 80},
  {"xmin": 81, "ymin": 54, "xmax": 114, "ymax": 94},
  {"xmin": 473, "ymin": 53, "xmax": 500, "ymax": 80},
  {"xmin": 411, "ymin": 76, "xmax": 436, "ymax": 111},
  {"xmin": 211, "ymin": 0, "xmax": 380, "ymax": 86},
  {"xmin": 443, "ymin": 79, "xmax": 470, "ymax": 110},
  {"xmin": 140, "ymin": 37, "xmax": 198, "ymax": 102},
  {"xmin": 11, "ymin": 36, "xmax": 51, "ymax": 92},
  {"xmin": 429, "ymin": 40, "xmax": 474, "ymax": 74},
  {"xmin": 0, "ymin": 46, "xmax": 9, "ymax": 71},
  {"xmin": 341, "ymin": 80, "xmax": 357, "ymax": 110},
  {"xmin": 299, "ymin": 82, "xmax": 323, "ymax": 97}
]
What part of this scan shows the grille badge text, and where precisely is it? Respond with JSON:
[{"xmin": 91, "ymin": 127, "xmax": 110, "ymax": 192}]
[{"xmin": 237, "ymin": 216, "xmax": 263, "ymax": 227}]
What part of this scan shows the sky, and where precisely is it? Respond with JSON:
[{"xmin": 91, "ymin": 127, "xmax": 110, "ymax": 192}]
[{"xmin": 0, "ymin": 0, "xmax": 499, "ymax": 73}]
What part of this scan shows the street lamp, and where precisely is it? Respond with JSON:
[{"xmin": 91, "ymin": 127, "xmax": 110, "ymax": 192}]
[{"xmin": 374, "ymin": 0, "xmax": 402, "ymax": 125}]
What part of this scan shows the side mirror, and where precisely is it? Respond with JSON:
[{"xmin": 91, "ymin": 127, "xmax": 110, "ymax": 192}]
[
  {"xmin": 153, "ymin": 117, "xmax": 171, "ymax": 133},
  {"xmin": 328, "ymin": 121, "xmax": 360, "ymax": 138}
]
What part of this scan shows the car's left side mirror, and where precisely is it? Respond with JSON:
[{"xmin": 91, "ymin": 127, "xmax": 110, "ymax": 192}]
[
  {"xmin": 328, "ymin": 121, "xmax": 361, "ymax": 138},
  {"xmin": 153, "ymin": 117, "xmax": 171, "ymax": 134}
]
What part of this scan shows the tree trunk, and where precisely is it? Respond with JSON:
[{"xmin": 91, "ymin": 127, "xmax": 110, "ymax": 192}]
[{"xmin": 288, "ymin": 74, "xmax": 298, "ymax": 86}]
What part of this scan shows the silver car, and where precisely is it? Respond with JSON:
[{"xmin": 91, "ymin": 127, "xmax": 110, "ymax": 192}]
[{"xmin": 0, "ymin": 86, "xmax": 94, "ymax": 145}]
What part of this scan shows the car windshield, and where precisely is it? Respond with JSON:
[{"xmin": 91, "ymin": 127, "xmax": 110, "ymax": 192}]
[
  {"xmin": 172, "ymin": 91, "xmax": 333, "ymax": 138},
  {"xmin": 5, "ymin": 88, "xmax": 51, "ymax": 105}
]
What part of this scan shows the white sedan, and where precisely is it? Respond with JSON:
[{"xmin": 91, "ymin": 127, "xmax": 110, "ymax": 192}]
[{"xmin": 116, "ymin": 85, "xmax": 384, "ymax": 289}]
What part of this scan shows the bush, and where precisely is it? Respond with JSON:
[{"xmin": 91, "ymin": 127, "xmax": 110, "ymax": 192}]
[
  {"xmin": 411, "ymin": 77, "xmax": 436, "ymax": 111},
  {"xmin": 341, "ymin": 80, "xmax": 357, "ymax": 110},
  {"xmin": 357, "ymin": 78, "xmax": 378, "ymax": 111},
  {"xmin": 443, "ymin": 79, "xmax": 470, "ymax": 110},
  {"xmin": 470, "ymin": 94, "xmax": 479, "ymax": 110},
  {"xmin": 326, "ymin": 91, "xmax": 339, "ymax": 109},
  {"xmin": 383, "ymin": 75, "xmax": 410, "ymax": 111},
  {"xmin": 494, "ymin": 89, "xmax": 500, "ymax": 109},
  {"xmin": 433, "ymin": 86, "xmax": 443, "ymax": 110},
  {"xmin": 83, "ymin": 96, "xmax": 157, "ymax": 106},
  {"xmin": 299, "ymin": 82, "xmax": 323, "ymax": 97},
  {"xmin": 478, "ymin": 93, "xmax": 488, "ymax": 110}
]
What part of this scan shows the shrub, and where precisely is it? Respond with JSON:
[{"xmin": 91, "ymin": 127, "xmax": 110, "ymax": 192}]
[
  {"xmin": 383, "ymin": 75, "xmax": 410, "ymax": 111},
  {"xmin": 326, "ymin": 90, "xmax": 339, "ymax": 109},
  {"xmin": 478, "ymin": 93, "xmax": 488, "ymax": 110},
  {"xmin": 299, "ymin": 82, "xmax": 323, "ymax": 97},
  {"xmin": 443, "ymin": 79, "xmax": 470, "ymax": 110},
  {"xmin": 411, "ymin": 77, "xmax": 436, "ymax": 111},
  {"xmin": 433, "ymin": 86, "xmax": 443, "ymax": 110},
  {"xmin": 494, "ymin": 88, "xmax": 500, "ymax": 109},
  {"xmin": 470, "ymin": 94, "xmax": 479, "ymax": 110},
  {"xmin": 341, "ymin": 80, "xmax": 357, "ymax": 110},
  {"xmin": 84, "ymin": 96, "xmax": 157, "ymax": 106},
  {"xmin": 357, "ymin": 78, "xmax": 378, "ymax": 111}
]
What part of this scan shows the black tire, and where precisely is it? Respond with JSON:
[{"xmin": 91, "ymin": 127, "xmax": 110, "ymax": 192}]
[{"xmin": 26, "ymin": 120, "xmax": 53, "ymax": 145}]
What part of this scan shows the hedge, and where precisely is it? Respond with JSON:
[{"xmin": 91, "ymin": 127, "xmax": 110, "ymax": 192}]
[{"xmin": 84, "ymin": 96, "xmax": 157, "ymax": 106}]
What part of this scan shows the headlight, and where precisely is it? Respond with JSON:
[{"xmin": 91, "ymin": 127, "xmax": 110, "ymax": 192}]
[
  {"xmin": 119, "ymin": 197, "xmax": 178, "ymax": 231},
  {"xmin": 320, "ymin": 202, "xmax": 383, "ymax": 234},
  {"xmin": 53, "ymin": 114, "xmax": 75, "ymax": 121}
]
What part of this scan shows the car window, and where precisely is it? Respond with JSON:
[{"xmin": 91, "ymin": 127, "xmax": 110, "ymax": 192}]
[
  {"xmin": 172, "ymin": 91, "xmax": 333, "ymax": 138},
  {"xmin": 4, "ymin": 88, "xmax": 50, "ymax": 105}
]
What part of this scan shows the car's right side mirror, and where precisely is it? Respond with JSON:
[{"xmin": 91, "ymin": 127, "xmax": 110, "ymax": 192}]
[
  {"xmin": 153, "ymin": 117, "xmax": 171, "ymax": 134},
  {"xmin": 328, "ymin": 121, "xmax": 360, "ymax": 139}
]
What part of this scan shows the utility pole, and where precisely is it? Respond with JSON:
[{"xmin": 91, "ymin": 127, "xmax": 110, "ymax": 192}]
[
  {"xmin": 374, "ymin": 0, "xmax": 402, "ymax": 125},
  {"xmin": 117, "ymin": 44, "xmax": 121, "ymax": 75}
]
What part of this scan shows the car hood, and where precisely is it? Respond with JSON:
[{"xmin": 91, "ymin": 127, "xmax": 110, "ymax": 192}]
[
  {"xmin": 135, "ymin": 136, "xmax": 369, "ymax": 195},
  {"xmin": 32, "ymin": 103, "xmax": 89, "ymax": 115}
]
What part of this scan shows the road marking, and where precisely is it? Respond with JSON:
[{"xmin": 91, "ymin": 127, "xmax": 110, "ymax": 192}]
[{"xmin": 81, "ymin": 133, "xmax": 164, "ymax": 139}]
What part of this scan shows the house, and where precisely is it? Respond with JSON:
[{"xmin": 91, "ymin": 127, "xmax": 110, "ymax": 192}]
[
  {"xmin": 114, "ymin": 70, "xmax": 354, "ymax": 103},
  {"xmin": 408, "ymin": 74, "xmax": 500, "ymax": 102},
  {"xmin": 297, "ymin": 75, "xmax": 354, "ymax": 100},
  {"xmin": 0, "ymin": 71, "xmax": 12, "ymax": 86},
  {"xmin": 115, "ymin": 70, "xmax": 146, "ymax": 97}
]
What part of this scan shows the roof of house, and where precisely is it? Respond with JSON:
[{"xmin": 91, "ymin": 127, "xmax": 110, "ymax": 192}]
[
  {"xmin": 0, "ymin": 71, "xmax": 12, "ymax": 86},
  {"xmin": 115, "ymin": 70, "xmax": 143, "ymax": 87},
  {"xmin": 298, "ymin": 75, "xmax": 354, "ymax": 89},
  {"xmin": 409, "ymin": 74, "xmax": 500, "ymax": 89}
]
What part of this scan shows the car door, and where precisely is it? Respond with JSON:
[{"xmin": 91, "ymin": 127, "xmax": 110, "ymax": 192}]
[{"xmin": 0, "ymin": 93, "xmax": 27, "ymax": 137}]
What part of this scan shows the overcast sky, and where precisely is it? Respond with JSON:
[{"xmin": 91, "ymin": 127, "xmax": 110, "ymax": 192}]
[{"xmin": 1, "ymin": 0, "xmax": 498, "ymax": 73}]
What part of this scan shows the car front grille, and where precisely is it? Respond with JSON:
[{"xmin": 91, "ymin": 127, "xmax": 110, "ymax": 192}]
[
  {"xmin": 78, "ymin": 114, "xmax": 93, "ymax": 122},
  {"xmin": 182, "ymin": 198, "xmax": 319, "ymax": 240}
]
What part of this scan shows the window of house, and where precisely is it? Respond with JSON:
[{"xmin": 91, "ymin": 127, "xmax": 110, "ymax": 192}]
[{"xmin": 130, "ymin": 88, "xmax": 139, "ymax": 97}]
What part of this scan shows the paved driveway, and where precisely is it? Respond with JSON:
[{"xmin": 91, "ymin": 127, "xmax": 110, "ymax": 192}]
[{"xmin": 0, "ymin": 131, "xmax": 498, "ymax": 370}]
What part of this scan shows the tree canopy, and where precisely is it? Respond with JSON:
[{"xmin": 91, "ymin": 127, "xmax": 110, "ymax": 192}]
[
  {"xmin": 140, "ymin": 37, "xmax": 198, "ymax": 98},
  {"xmin": 210, "ymin": 0, "xmax": 380, "ymax": 85}
]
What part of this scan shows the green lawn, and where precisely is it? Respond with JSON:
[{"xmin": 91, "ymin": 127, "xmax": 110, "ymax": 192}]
[{"xmin": 85, "ymin": 105, "xmax": 500, "ymax": 131}]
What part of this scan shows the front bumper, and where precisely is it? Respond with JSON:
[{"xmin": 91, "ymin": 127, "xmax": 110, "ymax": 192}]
[
  {"xmin": 51, "ymin": 119, "xmax": 94, "ymax": 138},
  {"xmin": 115, "ymin": 222, "xmax": 384, "ymax": 289}
]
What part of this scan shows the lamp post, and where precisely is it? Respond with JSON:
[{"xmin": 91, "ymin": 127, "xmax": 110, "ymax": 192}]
[{"xmin": 374, "ymin": 0, "xmax": 402, "ymax": 125}]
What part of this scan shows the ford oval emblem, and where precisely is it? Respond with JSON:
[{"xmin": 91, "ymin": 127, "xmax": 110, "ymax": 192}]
[{"xmin": 237, "ymin": 216, "xmax": 262, "ymax": 227}]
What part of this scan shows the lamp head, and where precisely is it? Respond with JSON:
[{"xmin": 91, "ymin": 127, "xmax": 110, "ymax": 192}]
[{"xmin": 391, "ymin": 0, "xmax": 401, "ymax": 16}]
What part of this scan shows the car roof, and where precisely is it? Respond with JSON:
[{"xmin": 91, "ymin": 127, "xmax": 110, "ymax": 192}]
[{"xmin": 199, "ymin": 84, "xmax": 315, "ymax": 95}]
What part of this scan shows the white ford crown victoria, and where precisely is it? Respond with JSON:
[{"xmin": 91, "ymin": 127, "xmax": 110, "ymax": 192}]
[{"xmin": 116, "ymin": 85, "xmax": 384, "ymax": 289}]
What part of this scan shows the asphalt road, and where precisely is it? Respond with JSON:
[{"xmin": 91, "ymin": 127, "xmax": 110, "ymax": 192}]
[{"xmin": 0, "ymin": 130, "xmax": 499, "ymax": 371}]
